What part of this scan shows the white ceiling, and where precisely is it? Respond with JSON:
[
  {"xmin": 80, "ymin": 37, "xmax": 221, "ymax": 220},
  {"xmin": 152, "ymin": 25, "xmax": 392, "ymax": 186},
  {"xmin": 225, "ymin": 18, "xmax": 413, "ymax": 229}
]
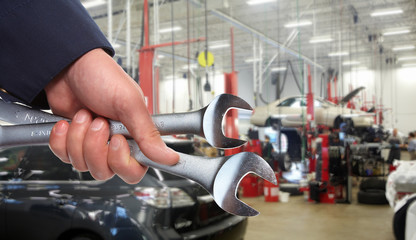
[{"xmin": 83, "ymin": 0, "xmax": 416, "ymax": 77}]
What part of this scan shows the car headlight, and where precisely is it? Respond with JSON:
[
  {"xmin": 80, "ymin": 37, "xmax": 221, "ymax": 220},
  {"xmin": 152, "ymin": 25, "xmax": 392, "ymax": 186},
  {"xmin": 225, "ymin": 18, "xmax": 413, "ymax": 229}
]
[{"xmin": 134, "ymin": 187, "xmax": 195, "ymax": 208}]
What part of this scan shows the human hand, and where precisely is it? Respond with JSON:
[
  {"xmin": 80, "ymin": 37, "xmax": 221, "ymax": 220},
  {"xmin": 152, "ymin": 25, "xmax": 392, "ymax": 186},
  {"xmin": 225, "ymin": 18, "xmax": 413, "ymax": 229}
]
[{"xmin": 45, "ymin": 48, "xmax": 179, "ymax": 184}]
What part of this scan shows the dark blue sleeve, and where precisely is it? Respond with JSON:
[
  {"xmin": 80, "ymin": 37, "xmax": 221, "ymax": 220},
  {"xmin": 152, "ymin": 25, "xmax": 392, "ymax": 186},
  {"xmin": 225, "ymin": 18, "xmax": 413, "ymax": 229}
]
[{"xmin": 0, "ymin": 0, "xmax": 115, "ymax": 108}]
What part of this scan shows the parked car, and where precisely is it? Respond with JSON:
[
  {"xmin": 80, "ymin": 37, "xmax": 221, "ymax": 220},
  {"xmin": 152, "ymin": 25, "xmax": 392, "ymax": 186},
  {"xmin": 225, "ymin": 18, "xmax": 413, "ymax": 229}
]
[
  {"xmin": 0, "ymin": 143, "xmax": 247, "ymax": 240},
  {"xmin": 250, "ymin": 94, "xmax": 374, "ymax": 130}
]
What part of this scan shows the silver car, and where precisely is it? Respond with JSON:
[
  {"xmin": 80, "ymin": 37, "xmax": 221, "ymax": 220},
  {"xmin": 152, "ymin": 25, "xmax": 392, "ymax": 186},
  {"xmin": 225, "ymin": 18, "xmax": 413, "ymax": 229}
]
[{"xmin": 250, "ymin": 95, "xmax": 374, "ymax": 129}]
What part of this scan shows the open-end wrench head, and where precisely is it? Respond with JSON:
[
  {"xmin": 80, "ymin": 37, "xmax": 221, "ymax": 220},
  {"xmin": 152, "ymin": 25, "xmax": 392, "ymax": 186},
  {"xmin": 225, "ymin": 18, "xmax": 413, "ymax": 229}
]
[
  {"xmin": 203, "ymin": 94, "xmax": 252, "ymax": 149},
  {"xmin": 212, "ymin": 152, "xmax": 277, "ymax": 216}
]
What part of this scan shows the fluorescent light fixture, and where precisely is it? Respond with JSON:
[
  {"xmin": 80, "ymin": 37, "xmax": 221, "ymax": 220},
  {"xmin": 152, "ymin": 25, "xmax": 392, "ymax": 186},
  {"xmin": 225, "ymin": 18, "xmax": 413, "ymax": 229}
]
[
  {"xmin": 398, "ymin": 56, "xmax": 416, "ymax": 61},
  {"xmin": 245, "ymin": 58, "xmax": 262, "ymax": 63},
  {"xmin": 328, "ymin": 51, "xmax": 349, "ymax": 57},
  {"xmin": 210, "ymin": 43, "xmax": 230, "ymax": 49},
  {"xmin": 351, "ymin": 66, "xmax": 368, "ymax": 71},
  {"xmin": 392, "ymin": 45, "xmax": 415, "ymax": 51},
  {"xmin": 247, "ymin": 0, "xmax": 276, "ymax": 5},
  {"xmin": 82, "ymin": 0, "xmax": 106, "ymax": 9},
  {"xmin": 343, "ymin": 61, "xmax": 360, "ymax": 66},
  {"xmin": 309, "ymin": 36, "xmax": 333, "ymax": 44},
  {"xmin": 402, "ymin": 63, "xmax": 416, "ymax": 67},
  {"xmin": 271, "ymin": 67, "xmax": 287, "ymax": 72},
  {"xmin": 371, "ymin": 8, "xmax": 403, "ymax": 17},
  {"xmin": 164, "ymin": 75, "xmax": 182, "ymax": 80},
  {"xmin": 284, "ymin": 20, "xmax": 312, "ymax": 28},
  {"xmin": 159, "ymin": 26, "xmax": 182, "ymax": 33},
  {"xmin": 157, "ymin": 55, "xmax": 165, "ymax": 59},
  {"xmin": 383, "ymin": 29, "xmax": 410, "ymax": 36}
]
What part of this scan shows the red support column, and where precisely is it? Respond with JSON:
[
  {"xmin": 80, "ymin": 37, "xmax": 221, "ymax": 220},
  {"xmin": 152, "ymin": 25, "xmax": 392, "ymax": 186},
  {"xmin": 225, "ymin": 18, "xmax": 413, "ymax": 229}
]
[{"xmin": 224, "ymin": 72, "xmax": 240, "ymax": 156}]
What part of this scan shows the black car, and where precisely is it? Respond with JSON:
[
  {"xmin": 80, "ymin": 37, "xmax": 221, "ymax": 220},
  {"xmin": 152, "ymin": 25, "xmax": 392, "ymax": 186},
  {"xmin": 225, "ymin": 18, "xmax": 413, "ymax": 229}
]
[{"xmin": 0, "ymin": 143, "xmax": 247, "ymax": 240}]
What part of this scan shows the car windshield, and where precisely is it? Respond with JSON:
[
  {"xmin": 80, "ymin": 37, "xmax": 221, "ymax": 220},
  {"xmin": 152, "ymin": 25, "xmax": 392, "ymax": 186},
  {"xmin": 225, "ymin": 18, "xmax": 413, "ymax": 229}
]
[{"xmin": 277, "ymin": 98, "xmax": 296, "ymax": 107}]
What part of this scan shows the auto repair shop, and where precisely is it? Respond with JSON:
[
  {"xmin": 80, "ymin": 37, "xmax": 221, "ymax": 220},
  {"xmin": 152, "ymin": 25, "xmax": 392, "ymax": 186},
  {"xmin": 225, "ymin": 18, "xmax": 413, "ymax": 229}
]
[{"xmin": 1, "ymin": 0, "xmax": 416, "ymax": 239}]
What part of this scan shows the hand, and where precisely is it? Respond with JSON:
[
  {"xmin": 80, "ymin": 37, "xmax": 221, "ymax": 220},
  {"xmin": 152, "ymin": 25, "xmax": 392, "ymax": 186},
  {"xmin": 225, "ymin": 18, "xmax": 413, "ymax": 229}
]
[{"xmin": 45, "ymin": 48, "xmax": 179, "ymax": 184}]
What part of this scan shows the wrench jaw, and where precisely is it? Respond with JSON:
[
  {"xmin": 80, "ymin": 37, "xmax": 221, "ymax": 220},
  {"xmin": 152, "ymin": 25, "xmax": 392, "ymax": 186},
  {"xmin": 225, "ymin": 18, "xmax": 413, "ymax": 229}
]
[
  {"xmin": 212, "ymin": 152, "xmax": 277, "ymax": 217},
  {"xmin": 203, "ymin": 94, "xmax": 253, "ymax": 149}
]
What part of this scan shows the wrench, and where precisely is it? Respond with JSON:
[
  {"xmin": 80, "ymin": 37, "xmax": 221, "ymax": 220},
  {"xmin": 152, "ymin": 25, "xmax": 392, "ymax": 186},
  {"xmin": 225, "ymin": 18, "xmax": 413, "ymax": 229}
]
[
  {"xmin": 0, "ymin": 123, "xmax": 277, "ymax": 216},
  {"xmin": 0, "ymin": 94, "xmax": 250, "ymax": 149}
]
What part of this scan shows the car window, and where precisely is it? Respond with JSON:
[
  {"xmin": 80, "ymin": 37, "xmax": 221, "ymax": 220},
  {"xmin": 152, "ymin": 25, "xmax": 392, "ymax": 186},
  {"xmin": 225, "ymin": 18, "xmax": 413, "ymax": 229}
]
[
  {"xmin": 290, "ymin": 98, "xmax": 306, "ymax": 107},
  {"xmin": 12, "ymin": 146, "xmax": 79, "ymax": 181},
  {"xmin": 277, "ymin": 98, "xmax": 296, "ymax": 107}
]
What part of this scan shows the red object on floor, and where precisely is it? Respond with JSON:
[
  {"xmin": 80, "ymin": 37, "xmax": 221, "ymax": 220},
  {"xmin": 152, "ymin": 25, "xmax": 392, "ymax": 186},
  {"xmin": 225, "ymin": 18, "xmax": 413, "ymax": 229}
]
[
  {"xmin": 240, "ymin": 174, "xmax": 260, "ymax": 197},
  {"xmin": 264, "ymin": 173, "xmax": 279, "ymax": 202},
  {"xmin": 244, "ymin": 139, "xmax": 262, "ymax": 156},
  {"xmin": 319, "ymin": 185, "xmax": 336, "ymax": 204}
]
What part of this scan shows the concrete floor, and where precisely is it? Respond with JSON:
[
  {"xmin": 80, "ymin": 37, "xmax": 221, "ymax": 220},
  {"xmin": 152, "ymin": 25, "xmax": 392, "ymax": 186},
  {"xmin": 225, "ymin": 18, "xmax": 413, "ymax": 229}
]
[{"xmin": 242, "ymin": 192, "xmax": 394, "ymax": 240}]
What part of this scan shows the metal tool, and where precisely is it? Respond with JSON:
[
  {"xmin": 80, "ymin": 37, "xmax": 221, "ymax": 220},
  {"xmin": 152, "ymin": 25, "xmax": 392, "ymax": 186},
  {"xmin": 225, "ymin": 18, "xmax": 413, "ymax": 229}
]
[
  {"xmin": 0, "ymin": 123, "xmax": 276, "ymax": 216},
  {"xmin": 0, "ymin": 94, "xmax": 251, "ymax": 149}
]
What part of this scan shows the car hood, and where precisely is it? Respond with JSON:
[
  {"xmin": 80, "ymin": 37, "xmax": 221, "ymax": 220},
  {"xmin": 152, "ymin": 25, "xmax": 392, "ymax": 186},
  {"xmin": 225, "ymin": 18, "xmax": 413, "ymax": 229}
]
[{"xmin": 339, "ymin": 86, "xmax": 365, "ymax": 105}]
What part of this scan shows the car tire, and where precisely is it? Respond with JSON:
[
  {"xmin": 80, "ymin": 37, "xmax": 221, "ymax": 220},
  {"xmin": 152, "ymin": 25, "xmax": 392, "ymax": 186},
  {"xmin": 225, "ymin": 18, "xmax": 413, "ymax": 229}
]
[
  {"xmin": 359, "ymin": 178, "xmax": 386, "ymax": 191},
  {"xmin": 277, "ymin": 153, "xmax": 292, "ymax": 172},
  {"xmin": 357, "ymin": 189, "xmax": 388, "ymax": 205},
  {"xmin": 334, "ymin": 117, "xmax": 343, "ymax": 129}
]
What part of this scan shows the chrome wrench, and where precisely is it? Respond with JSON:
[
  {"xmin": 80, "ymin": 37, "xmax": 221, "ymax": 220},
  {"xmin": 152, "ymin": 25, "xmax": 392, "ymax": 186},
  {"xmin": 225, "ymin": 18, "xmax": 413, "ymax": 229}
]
[
  {"xmin": 0, "ymin": 94, "xmax": 250, "ymax": 149},
  {"xmin": 0, "ymin": 123, "xmax": 276, "ymax": 216}
]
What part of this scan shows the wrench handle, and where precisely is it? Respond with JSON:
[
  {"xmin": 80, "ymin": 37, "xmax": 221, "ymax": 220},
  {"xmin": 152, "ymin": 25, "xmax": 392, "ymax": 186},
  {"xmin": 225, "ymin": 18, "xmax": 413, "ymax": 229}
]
[
  {"xmin": 0, "ymin": 100, "xmax": 204, "ymax": 138},
  {"xmin": 151, "ymin": 110, "xmax": 203, "ymax": 136},
  {"xmin": 128, "ymin": 140, "xmax": 223, "ymax": 192},
  {"xmin": 0, "ymin": 123, "xmax": 57, "ymax": 147},
  {"xmin": 0, "ymin": 122, "xmax": 136, "ymax": 147}
]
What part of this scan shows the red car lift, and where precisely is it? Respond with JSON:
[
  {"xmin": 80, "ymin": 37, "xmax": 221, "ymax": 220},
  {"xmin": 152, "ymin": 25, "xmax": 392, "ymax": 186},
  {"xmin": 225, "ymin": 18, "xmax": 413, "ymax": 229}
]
[
  {"xmin": 139, "ymin": 0, "xmax": 204, "ymax": 114},
  {"xmin": 224, "ymin": 28, "xmax": 241, "ymax": 156}
]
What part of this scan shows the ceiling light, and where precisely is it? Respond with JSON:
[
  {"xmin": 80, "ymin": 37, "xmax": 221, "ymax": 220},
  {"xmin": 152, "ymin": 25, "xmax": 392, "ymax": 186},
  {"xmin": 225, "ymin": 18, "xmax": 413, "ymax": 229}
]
[
  {"xmin": 247, "ymin": 0, "xmax": 276, "ymax": 5},
  {"xmin": 157, "ymin": 55, "xmax": 165, "ymax": 59},
  {"xmin": 371, "ymin": 8, "xmax": 403, "ymax": 17},
  {"xmin": 159, "ymin": 26, "xmax": 182, "ymax": 33},
  {"xmin": 210, "ymin": 43, "xmax": 230, "ymax": 49},
  {"xmin": 392, "ymin": 45, "xmax": 415, "ymax": 51},
  {"xmin": 309, "ymin": 36, "xmax": 333, "ymax": 44},
  {"xmin": 343, "ymin": 61, "xmax": 360, "ymax": 66},
  {"xmin": 82, "ymin": 0, "xmax": 106, "ymax": 9},
  {"xmin": 351, "ymin": 66, "xmax": 368, "ymax": 71},
  {"xmin": 284, "ymin": 20, "xmax": 312, "ymax": 28},
  {"xmin": 402, "ymin": 63, "xmax": 416, "ymax": 67},
  {"xmin": 328, "ymin": 51, "xmax": 349, "ymax": 57},
  {"xmin": 271, "ymin": 67, "xmax": 287, "ymax": 72},
  {"xmin": 398, "ymin": 56, "xmax": 416, "ymax": 61},
  {"xmin": 383, "ymin": 29, "xmax": 410, "ymax": 36},
  {"xmin": 245, "ymin": 58, "xmax": 262, "ymax": 63}
]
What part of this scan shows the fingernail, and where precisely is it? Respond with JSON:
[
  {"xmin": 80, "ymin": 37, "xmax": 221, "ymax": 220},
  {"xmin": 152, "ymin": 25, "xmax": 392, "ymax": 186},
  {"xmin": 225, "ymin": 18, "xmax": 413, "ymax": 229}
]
[
  {"xmin": 74, "ymin": 110, "xmax": 87, "ymax": 123},
  {"xmin": 54, "ymin": 122, "xmax": 68, "ymax": 135},
  {"xmin": 110, "ymin": 137, "xmax": 121, "ymax": 151},
  {"xmin": 91, "ymin": 119, "xmax": 104, "ymax": 131}
]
